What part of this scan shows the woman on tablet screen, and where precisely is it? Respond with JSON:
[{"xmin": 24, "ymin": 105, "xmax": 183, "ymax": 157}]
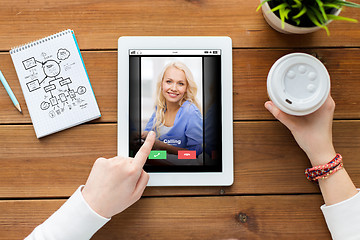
[{"xmin": 142, "ymin": 61, "xmax": 203, "ymax": 157}]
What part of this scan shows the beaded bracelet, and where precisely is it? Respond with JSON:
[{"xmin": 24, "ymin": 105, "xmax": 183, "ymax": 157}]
[
  {"xmin": 312, "ymin": 163, "xmax": 343, "ymax": 181},
  {"xmin": 305, "ymin": 154, "xmax": 343, "ymax": 182},
  {"xmin": 305, "ymin": 154, "xmax": 342, "ymax": 176}
]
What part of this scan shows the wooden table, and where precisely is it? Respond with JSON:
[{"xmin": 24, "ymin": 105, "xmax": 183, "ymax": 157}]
[{"xmin": 1, "ymin": 1, "xmax": 360, "ymax": 239}]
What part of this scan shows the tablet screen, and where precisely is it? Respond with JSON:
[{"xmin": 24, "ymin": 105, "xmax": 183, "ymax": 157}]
[{"xmin": 129, "ymin": 49, "xmax": 222, "ymax": 172}]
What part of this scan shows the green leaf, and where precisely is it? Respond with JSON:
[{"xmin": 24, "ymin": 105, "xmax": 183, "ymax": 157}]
[
  {"xmin": 309, "ymin": 5, "xmax": 327, "ymax": 25},
  {"xmin": 307, "ymin": 9, "xmax": 330, "ymax": 36},
  {"xmin": 327, "ymin": 14, "xmax": 358, "ymax": 23},
  {"xmin": 283, "ymin": 8, "xmax": 291, "ymax": 19},
  {"xmin": 332, "ymin": 0, "xmax": 360, "ymax": 8},
  {"xmin": 293, "ymin": 18, "xmax": 301, "ymax": 25},
  {"xmin": 322, "ymin": 3, "xmax": 341, "ymax": 10},
  {"xmin": 256, "ymin": 0, "xmax": 271, "ymax": 12},
  {"xmin": 293, "ymin": 0, "xmax": 302, "ymax": 6},
  {"xmin": 307, "ymin": 10, "xmax": 324, "ymax": 28},
  {"xmin": 315, "ymin": 0, "xmax": 328, "ymax": 22},
  {"xmin": 270, "ymin": 3, "xmax": 289, "ymax": 13},
  {"xmin": 292, "ymin": 6, "xmax": 307, "ymax": 19},
  {"xmin": 291, "ymin": 0, "xmax": 302, "ymax": 8},
  {"xmin": 279, "ymin": 7, "xmax": 288, "ymax": 28}
]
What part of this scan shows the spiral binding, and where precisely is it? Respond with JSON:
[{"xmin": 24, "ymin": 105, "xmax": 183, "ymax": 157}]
[{"xmin": 9, "ymin": 29, "xmax": 72, "ymax": 55}]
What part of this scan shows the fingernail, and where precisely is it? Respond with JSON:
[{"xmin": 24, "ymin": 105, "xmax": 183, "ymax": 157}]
[
  {"xmin": 148, "ymin": 131, "xmax": 155, "ymax": 136},
  {"xmin": 265, "ymin": 102, "xmax": 272, "ymax": 111}
]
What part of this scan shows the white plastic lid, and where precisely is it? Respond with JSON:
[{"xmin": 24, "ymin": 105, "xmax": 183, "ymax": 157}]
[{"xmin": 267, "ymin": 53, "xmax": 330, "ymax": 116}]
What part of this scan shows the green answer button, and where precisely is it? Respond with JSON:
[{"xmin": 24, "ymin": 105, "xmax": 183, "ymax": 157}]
[{"xmin": 149, "ymin": 150, "xmax": 167, "ymax": 159}]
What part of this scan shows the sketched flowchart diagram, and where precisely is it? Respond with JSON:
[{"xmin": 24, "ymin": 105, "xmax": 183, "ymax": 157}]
[{"xmin": 22, "ymin": 48, "xmax": 88, "ymax": 118}]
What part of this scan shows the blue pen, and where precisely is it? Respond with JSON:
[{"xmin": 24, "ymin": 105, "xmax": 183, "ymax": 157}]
[{"xmin": 0, "ymin": 69, "xmax": 22, "ymax": 113}]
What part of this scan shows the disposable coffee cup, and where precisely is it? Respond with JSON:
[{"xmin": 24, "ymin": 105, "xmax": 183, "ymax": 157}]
[{"xmin": 267, "ymin": 53, "xmax": 330, "ymax": 116}]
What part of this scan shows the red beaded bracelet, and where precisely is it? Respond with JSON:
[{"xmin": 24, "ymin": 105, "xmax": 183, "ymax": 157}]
[
  {"xmin": 305, "ymin": 154, "xmax": 343, "ymax": 182},
  {"xmin": 312, "ymin": 163, "xmax": 343, "ymax": 181}
]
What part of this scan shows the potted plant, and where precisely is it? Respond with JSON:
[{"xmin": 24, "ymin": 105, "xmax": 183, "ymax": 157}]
[{"xmin": 257, "ymin": 0, "xmax": 360, "ymax": 35}]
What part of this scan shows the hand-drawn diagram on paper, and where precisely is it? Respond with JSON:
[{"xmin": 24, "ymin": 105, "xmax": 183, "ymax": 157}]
[{"xmin": 21, "ymin": 48, "xmax": 88, "ymax": 118}]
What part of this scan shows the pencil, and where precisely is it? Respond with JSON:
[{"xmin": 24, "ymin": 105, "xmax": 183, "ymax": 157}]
[{"xmin": 0, "ymin": 69, "xmax": 22, "ymax": 113}]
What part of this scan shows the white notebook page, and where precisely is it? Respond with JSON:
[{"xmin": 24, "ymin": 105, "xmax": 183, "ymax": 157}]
[{"xmin": 10, "ymin": 30, "xmax": 101, "ymax": 138}]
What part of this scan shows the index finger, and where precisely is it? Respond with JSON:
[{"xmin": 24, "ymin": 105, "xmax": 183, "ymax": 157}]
[{"xmin": 134, "ymin": 131, "xmax": 155, "ymax": 167}]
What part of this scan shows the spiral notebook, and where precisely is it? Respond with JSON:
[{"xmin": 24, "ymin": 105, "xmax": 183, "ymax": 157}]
[{"xmin": 10, "ymin": 29, "xmax": 101, "ymax": 138}]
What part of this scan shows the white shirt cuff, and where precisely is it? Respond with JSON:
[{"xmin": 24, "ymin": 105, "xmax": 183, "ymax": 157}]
[
  {"xmin": 321, "ymin": 189, "xmax": 360, "ymax": 240},
  {"xmin": 25, "ymin": 185, "xmax": 110, "ymax": 240}
]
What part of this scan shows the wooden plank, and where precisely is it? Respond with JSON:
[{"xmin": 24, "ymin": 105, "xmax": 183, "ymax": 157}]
[
  {"xmin": 0, "ymin": 124, "xmax": 114, "ymax": 198},
  {"xmin": 97, "ymin": 195, "xmax": 332, "ymax": 239},
  {"xmin": 0, "ymin": 195, "xmax": 331, "ymax": 239},
  {"xmin": 2, "ymin": 48, "xmax": 360, "ymax": 123},
  {"xmin": 1, "ymin": 121, "xmax": 360, "ymax": 198},
  {"xmin": 0, "ymin": 0, "xmax": 360, "ymax": 50}
]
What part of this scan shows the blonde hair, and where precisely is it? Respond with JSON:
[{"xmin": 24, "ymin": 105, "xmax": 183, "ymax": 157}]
[{"xmin": 152, "ymin": 61, "xmax": 201, "ymax": 136}]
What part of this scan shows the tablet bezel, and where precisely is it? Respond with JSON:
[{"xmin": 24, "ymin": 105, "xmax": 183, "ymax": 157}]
[{"xmin": 118, "ymin": 36, "xmax": 233, "ymax": 186}]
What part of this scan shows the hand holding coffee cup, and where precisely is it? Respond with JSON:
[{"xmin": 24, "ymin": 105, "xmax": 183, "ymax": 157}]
[{"xmin": 265, "ymin": 53, "xmax": 335, "ymax": 166}]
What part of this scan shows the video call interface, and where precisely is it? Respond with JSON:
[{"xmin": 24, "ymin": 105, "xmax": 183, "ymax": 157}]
[{"xmin": 129, "ymin": 49, "xmax": 222, "ymax": 172}]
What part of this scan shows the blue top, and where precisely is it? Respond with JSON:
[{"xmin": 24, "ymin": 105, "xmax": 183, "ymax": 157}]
[{"xmin": 145, "ymin": 100, "xmax": 203, "ymax": 155}]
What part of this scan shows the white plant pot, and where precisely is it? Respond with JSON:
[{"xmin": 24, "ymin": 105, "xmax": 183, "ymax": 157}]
[{"xmin": 260, "ymin": 0, "xmax": 341, "ymax": 34}]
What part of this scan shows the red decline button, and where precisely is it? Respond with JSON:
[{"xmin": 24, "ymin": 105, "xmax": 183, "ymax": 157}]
[{"xmin": 178, "ymin": 150, "xmax": 196, "ymax": 159}]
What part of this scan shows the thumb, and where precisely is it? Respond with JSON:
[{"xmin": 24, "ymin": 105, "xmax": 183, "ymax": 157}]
[{"xmin": 264, "ymin": 101, "xmax": 295, "ymax": 129}]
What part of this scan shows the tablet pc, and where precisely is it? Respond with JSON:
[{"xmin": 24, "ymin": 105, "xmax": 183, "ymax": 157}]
[{"xmin": 118, "ymin": 36, "xmax": 233, "ymax": 186}]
